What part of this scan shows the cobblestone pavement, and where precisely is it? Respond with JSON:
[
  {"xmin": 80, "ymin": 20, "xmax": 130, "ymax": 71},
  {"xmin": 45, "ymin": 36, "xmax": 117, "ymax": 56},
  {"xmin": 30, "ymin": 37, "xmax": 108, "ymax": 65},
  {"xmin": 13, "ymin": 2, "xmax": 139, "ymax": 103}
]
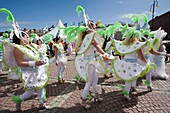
[{"xmin": 0, "ymin": 54, "xmax": 170, "ymax": 113}]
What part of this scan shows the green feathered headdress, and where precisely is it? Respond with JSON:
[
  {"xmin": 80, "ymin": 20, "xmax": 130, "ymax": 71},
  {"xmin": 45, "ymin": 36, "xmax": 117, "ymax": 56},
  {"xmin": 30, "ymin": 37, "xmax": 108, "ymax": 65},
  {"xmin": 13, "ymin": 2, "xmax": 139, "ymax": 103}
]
[
  {"xmin": 122, "ymin": 27, "xmax": 142, "ymax": 41},
  {"xmin": 122, "ymin": 27, "xmax": 133, "ymax": 39}
]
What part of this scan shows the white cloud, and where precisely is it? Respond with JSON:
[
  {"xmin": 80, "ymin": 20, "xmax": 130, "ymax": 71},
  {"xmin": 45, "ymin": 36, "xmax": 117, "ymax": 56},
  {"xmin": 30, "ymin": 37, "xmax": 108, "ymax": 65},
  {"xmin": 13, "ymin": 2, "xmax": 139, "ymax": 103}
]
[
  {"xmin": 121, "ymin": 13, "xmax": 136, "ymax": 18},
  {"xmin": 113, "ymin": 11, "xmax": 158, "ymax": 21},
  {"xmin": 0, "ymin": 22, "xmax": 11, "ymax": 27},
  {"xmin": 116, "ymin": 0, "xmax": 129, "ymax": 4},
  {"xmin": 18, "ymin": 21, "xmax": 35, "ymax": 25},
  {"xmin": 117, "ymin": 1, "xmax": 124, "ymax": 4},
  {"xmin": 0, "ymin": 21, "xmax": 34, "ymax": 28},
  {"xmin": 113, "ymin": 13, "xmax": 135, "ymax": 20}
]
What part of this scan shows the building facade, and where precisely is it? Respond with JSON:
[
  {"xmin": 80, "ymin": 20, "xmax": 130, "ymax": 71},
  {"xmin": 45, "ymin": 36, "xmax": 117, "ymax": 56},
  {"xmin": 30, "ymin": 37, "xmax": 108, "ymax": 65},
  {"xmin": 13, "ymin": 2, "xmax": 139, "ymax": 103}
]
[{"xmin": 149, "ymin": 11, "xmax": 170, "ymax": 40}]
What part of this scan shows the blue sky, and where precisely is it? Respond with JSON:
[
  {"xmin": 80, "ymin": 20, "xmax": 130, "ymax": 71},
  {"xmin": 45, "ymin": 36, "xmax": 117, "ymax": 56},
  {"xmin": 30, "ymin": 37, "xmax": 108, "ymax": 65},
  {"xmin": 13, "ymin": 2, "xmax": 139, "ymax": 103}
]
[{"xmin": 0, "ymin": 0, "xmax": 169, "ymax": 32}]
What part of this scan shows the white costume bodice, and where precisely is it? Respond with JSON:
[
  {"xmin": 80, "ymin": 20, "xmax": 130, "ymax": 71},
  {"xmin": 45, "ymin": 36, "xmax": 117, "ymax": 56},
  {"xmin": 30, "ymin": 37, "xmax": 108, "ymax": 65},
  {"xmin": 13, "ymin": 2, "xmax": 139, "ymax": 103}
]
[
  {"xmin": 124, "ymin": 52, "xmax": 138, "ymax": 59},
  {"xmin": 38, "ymin": 44, "xmax": 47, "ymax": 54},
  {"xmin": 53, "ymin": 43, "xmax": 67, "ymax": 63}
]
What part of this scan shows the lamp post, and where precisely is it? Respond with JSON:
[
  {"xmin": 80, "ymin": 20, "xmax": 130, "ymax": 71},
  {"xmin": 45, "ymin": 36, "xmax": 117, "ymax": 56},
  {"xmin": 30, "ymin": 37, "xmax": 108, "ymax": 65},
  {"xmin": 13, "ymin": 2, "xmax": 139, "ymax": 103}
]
[{"xmin": 149, "ymin": 0, "xmax": 159, "ymax": 30}]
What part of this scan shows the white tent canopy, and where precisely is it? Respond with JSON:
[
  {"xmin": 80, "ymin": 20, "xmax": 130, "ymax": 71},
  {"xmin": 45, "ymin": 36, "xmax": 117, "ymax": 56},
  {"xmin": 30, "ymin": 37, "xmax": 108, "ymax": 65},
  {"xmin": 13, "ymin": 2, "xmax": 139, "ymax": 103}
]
[
  {"xmin": 57, "ymin": 20, "xmax": 66, "ymax": 40},
  {"xmin": 40, "ymin": 19, "xmax": 66, "ymax": 41}
]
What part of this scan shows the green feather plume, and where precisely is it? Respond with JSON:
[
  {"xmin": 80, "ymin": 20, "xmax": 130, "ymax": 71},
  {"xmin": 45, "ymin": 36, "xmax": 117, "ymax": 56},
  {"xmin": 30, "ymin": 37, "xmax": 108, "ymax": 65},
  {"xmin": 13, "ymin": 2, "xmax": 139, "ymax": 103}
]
[
  {"xmin": 2, "ymin": 32, "xmax": 9, "ymax": 38},
  {"xmin": 77, "ymin": 26, "xmax": 87, "ymax": 34},
  {"xmin": 64, "ymin": 26, "xmax": 76, "ymax": 34},
  {"xmin": 100, "ymin": 24, "xmax": 106, "ymax": 29},
  {"xmin": 112, "ymin": 22, "xmax": 123, "ymax": 31},
  {"xmin": 124, "ymin": 14, "xmax": 139, "ymax": 23},
  {"xmin": 0, "ymin": 8, "xmax": 15, "ymax": 23},
  {"xmin": 76, "ymin": 5, "xmax": 85, "ymax": 17},
  {"xmin": 66, "ymin": 26, "xmax": 79, "ymax": 42},
  {"xmin": 105, "ymin": 30, "xmax": 112, "ymax": 38},
  {"xmin": 121, "ymin": 24, "xmax": 128, "ymax": 34},
  {"xmin": 7, "ymin": 28, "xmax": 14, "ymax": 32},
  {"xmin": 139, "ymin": 14, "xmax": 148, "ymax": 23},
  {"xmin": 30, "ymin": 33, "xmax": 38, "ymax": 39},
  {"xmin": 43, "ymin": 34, "xmax": 53, "ymax": 43},
  {"xmin": 64, "ymin": 26, "xmax": 86, "ymax": 42},
  {"xmin": 97, "ymin": 30, "xmax": 106, "ymax": 38}
]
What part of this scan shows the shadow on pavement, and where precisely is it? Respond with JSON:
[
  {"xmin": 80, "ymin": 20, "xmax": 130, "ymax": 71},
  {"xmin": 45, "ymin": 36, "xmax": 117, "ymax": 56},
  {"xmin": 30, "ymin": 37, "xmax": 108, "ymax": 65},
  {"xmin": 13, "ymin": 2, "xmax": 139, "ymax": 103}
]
[
  {"xmin": 43, "ymin": 90, "xmax": 138, "ymax": 113},
  {"xmin": 46, "ymin": 82, "xmax": 71, "ymax": 97}
]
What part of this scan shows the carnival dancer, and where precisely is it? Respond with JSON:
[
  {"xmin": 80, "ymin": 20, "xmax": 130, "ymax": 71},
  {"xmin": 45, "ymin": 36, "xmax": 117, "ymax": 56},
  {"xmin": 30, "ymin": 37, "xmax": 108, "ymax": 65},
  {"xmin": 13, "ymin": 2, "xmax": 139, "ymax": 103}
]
[
  {"xmin": 136, "ymin": 14, "xmax": 170, "ymax": 91},
  {"xmin": 150, "ymin": 28, "xmax": 169, "ymax": 79},
  {"xmin": 0, "ymin": 33, "xmax": 8, "ymax": 72},
  {"xmin": 79, "ymin": 20, "xmax": 108, "ymax": 109},
  {"xmin": 102, "ymin": 36, "xmax": 114, "ymax": 78},
  {"xmin": 53, "ymin": 36, "xmax": 67, "ymax": 83},
  {"xmin": 97, "ymin": 22, "xmax": 125, "ymax": 78},
  {"xmin": 0, "ymin": 31, "xmax": 21, "ymax": 80},
  {"xmin": 36, "ymin": 36, "xmax": 48, "ymax": 58},
  {"xmin": 0, "ymin": 8, "xmax": 49, "ymax": 110},
  {"xmin": 63, "ymin": 6, "xmax": 109, "ymax": 109},
  {"xmin": 11, "ymin": 32, "xmax": 49, "ymax": 110},
  {"xmin": 112, "ymin": 26, "xmax": 156, "ymax": 101},
  {"xmin": 140, "ymin": 29, "xmax": 170, "ymax": 91}
]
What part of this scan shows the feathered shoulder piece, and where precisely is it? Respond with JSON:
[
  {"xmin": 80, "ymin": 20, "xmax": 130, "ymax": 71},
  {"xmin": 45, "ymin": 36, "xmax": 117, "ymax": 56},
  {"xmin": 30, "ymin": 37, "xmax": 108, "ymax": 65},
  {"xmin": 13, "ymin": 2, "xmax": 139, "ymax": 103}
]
[
  {"xmin": 62, "ymin": 25, "xmax": 87, "ymax": 42},
  {"xmin": 97, "ymin": 22, "xmax": 124, "ymax": 38}
]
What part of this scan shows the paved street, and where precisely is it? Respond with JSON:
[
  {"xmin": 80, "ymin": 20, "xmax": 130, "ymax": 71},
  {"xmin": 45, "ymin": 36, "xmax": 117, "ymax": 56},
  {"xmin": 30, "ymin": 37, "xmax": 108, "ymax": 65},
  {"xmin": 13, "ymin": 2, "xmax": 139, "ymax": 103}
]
[{"xmin": 0, "ymin": 54, "xmax": 170, "ymax": 113}]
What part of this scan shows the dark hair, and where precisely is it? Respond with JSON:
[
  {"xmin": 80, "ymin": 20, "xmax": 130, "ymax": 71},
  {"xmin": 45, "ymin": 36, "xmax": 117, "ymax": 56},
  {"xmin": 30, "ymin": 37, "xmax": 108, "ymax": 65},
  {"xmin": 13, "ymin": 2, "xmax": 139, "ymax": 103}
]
[
  {"xmin": 53, "ymin": 36, "xmax": 60, "ymax": 43},
  {"xmin": 12, "ymin": 33, "xmax": 20, "ymax": 44},
  {"xmin": 36, "ymin": 39, "xmax": 42, "ymax": 45},
  {"xmin": 87, "ymin": 20, "xmax": 95, "ymax": 29}
]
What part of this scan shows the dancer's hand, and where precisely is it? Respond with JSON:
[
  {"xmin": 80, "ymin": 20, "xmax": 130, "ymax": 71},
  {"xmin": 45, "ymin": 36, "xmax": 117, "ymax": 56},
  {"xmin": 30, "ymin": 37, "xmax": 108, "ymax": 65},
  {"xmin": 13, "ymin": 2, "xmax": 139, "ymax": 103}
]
[{"xmin": 35, "ymin": 61, "xmax": 44, "ymax": 66}]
